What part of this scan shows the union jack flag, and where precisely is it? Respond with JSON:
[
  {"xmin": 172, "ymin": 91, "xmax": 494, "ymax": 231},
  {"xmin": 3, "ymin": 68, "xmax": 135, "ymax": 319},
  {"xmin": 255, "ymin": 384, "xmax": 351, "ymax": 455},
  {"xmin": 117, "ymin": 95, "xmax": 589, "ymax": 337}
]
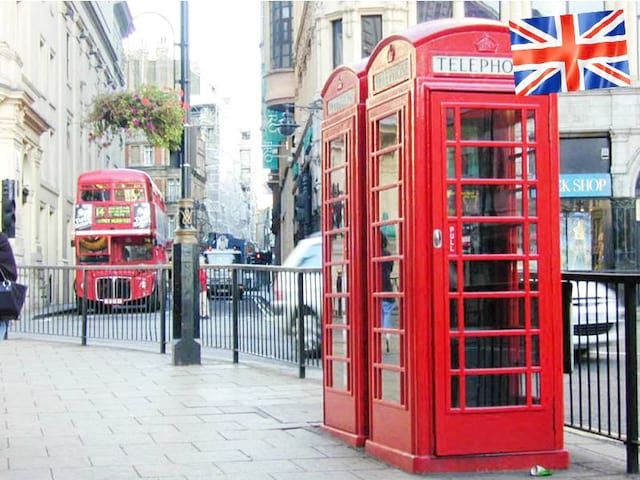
[{"xmin": 509, "ymin": 9, "xmax": 630, "ymax": 96}]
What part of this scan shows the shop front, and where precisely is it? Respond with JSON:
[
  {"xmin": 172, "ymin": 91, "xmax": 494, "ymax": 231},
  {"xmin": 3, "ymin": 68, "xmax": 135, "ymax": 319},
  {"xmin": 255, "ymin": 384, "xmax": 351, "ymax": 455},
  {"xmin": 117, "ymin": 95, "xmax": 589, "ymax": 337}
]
[{"xmin": 560, "ymin": 136, "xmax": 614, "ymax": 271}]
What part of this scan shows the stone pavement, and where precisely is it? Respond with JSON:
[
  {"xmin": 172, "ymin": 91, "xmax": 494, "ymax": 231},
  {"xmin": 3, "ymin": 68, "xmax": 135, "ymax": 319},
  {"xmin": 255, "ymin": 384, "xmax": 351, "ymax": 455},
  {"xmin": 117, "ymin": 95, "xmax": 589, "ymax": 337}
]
[{"xmin": 0, "ymin": 338, "xmax": 631, "ymax": 479}]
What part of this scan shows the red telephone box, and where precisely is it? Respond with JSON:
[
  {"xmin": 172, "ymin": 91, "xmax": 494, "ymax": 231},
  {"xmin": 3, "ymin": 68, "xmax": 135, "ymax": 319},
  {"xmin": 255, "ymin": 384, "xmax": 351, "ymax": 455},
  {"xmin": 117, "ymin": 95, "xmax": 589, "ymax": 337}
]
[
  {"xmin": 320, "ymin": 61, "xmax": 369, "ymax": 446},
  {"xmin": 321, "ymin": 18, "xmax": 569, "ymax": 473}
]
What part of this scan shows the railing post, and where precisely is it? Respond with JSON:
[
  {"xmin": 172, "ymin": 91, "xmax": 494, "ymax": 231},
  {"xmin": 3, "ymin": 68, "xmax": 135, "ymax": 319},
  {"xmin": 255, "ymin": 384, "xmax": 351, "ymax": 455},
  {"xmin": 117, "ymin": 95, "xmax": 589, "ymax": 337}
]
[
  {"xmin": 232, "ymin": 268, "xmax": 239, "ymax": 364},
  {"xmin": 81, "ymin": 269, "xmax": 88, "ymax": 346},
  {"xmin": 159, "ymin": 267, "xmax": 166, "ymax": 354},
  {"xmin": 624, "ymin": 281, "xmax": 639, "ymax": 473},
  {"xmin": 562, "ymin": 280, "xmax": 574, "ymax": 374},
  {"xmin": 297, "ymin": 271, "xmax": 306, "ymax": 379}
]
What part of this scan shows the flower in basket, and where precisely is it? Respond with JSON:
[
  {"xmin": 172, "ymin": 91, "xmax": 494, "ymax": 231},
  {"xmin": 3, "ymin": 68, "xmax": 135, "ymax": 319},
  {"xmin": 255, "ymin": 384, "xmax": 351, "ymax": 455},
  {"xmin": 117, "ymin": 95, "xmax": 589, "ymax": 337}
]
[{"xmin": 86, "ymin": 84, "xmax": 186, "ymax": 151}]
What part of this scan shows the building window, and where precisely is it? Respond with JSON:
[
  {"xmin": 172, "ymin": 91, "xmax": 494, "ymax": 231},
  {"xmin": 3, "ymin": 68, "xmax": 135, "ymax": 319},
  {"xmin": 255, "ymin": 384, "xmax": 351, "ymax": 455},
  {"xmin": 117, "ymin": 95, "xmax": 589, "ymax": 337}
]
[
  {"xmin": 567, "ymin": 1, "xmax": 605, "ymax": 13},
  {"xmin": 66, "ymin": 116, "xmax": 72, "ymax": 150},
  {"xmin": 66, "ymin": 32, "xmax": 71, "ymax": 82},
  {"xmin": 48, "ymin": 49, "xmax": 56, "ymax": 100},
  {"xmin": 143, "ymin": 146, "xmax": 153, "ymax": 166},
  {"xmin": 417, "ymin": 1, "xmax": 452, "ymax": 22},
  {"xmin": 561, "ymin": 137, "xmax": 610, "ymax": 174},
  {"xmin": 270, "ymin": 1, "xmax": 292, "ymax": 69},
  {"xmin": 361, "ymin": 15, "xmax": 382, "ymax": 57},
  {"xmin": 531, "ymin": 1, "xmax": 605, "ymax": 16},
  {"xmin": 531, "ymin": 1, "xmax": 564, "ymax": 16},
  {"xmin": 332, "ymin": 19, "xmax": 343, "ymax": 69},
  {"xmin": 131, "ymin": 58, "xmax": 141, "ymax": 88},
  {"xmin": 39, "ymin": 37, "xmax": 46, "ymax": 92},
  {"xmin": 465, "ymin": 1, "xmax": 499, "ymax": 19},
  {"xmin": 127, "ymin": 145, "xmax": 139, "ymax": 166},
  {"xmin": 63, "ymin": 217, "xmax": 70, "ymax": 262},
  {"xmin": 167, "ymin": 178, "xmax": 180, "ymax": 202}
]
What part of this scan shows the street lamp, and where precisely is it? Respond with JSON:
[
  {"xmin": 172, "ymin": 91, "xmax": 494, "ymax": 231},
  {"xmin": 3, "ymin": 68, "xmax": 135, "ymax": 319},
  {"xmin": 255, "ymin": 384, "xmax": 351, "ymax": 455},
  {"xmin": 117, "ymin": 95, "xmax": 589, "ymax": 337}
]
[
  {"xmin": 277, "ymin": 109, "xmax": 298, "ymax": 137},
  {"xmin": 276, "ymin": 102, "xmax": 323, "ymax": 137},
  {"xmin": 172, "ymin": 0, "xmax": 201, "ymax": 365}
]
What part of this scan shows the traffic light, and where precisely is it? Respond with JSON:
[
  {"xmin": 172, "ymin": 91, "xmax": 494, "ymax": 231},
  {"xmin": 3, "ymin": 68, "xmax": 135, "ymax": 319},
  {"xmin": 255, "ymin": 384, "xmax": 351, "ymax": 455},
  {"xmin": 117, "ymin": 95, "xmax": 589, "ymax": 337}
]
[{"xmin": 2, "ymin": 179, "xmax": 16, "ymax": 238}]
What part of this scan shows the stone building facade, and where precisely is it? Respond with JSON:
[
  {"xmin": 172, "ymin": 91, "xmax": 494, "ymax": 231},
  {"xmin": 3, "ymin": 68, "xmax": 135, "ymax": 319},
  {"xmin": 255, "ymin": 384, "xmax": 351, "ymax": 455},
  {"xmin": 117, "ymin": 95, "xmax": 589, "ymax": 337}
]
[
  {"xmin": 262, "ymin": 0, "xmax": 640, "ymax": 270},
  {"xmin": 0, "ymin": 1, "xmax": 133, "ymax": 266}
]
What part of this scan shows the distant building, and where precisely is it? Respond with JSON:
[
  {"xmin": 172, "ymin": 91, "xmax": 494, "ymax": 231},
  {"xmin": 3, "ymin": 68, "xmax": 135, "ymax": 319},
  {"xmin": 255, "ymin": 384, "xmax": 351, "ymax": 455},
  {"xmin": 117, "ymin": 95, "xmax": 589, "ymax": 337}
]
[
  {"xmin": 192, "ymin": 100, "xmax": 254, "ymax": 243},
  {"xmin": 191, "ymin": 103, "xmax": 219, "ymax": 240}
]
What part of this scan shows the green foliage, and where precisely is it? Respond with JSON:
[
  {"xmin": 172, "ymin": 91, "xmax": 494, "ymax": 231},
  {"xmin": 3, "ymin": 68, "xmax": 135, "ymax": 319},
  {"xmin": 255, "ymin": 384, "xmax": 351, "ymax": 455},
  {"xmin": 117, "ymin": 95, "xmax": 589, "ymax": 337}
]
[{"xmin": 87, "ymin": 84, "xmax": 186, "ymax": 151}]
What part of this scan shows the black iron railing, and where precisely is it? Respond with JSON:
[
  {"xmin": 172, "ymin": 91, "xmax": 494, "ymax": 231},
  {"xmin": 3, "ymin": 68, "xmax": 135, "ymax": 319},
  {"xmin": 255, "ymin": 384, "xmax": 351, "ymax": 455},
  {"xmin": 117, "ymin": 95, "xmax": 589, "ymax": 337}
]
[
  {"xmin": 9, "ymin": 264, "xmax": 322, "ymax": 373},
  {"xmin": 562, "ymin": 271, "xmax": 639, "ymax": 474}
]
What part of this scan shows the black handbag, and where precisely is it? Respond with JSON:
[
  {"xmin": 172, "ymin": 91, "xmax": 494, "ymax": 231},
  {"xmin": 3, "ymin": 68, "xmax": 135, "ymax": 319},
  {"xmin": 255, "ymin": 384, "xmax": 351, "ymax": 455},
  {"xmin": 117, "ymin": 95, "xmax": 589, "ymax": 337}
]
[{"xmin": 0, "ymin": 270, "xmax": 27, "ymax": 319}]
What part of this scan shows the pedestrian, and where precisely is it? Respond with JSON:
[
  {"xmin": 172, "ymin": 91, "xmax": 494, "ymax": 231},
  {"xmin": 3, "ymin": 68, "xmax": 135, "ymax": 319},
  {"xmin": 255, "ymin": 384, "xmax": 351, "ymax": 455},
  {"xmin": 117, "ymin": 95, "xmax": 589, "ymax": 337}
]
[
  {"xmin": 380, "ymin": 233, "xmax": 395, "ymax": 352},
  {"xmin": 0, "ymin": 231, "xmax": 18, "ymax": 341},
  {"xmin": 199, "ymin": 256, "xmax": 210, "ymax": 319}
]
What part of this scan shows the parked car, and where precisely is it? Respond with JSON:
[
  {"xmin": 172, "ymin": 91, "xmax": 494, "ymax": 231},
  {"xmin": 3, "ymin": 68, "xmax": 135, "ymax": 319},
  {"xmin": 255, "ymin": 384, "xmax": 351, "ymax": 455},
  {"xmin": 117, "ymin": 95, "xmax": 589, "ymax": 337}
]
[
  {"xmin": 272, "ymin": 233, "xmax": 322, "ymax": 357},
  {"xmin": 202, "ymin": 249, "xmax": 244, "ymax": 299},
  {"xmin": 569, "ymin": 280, "xmax": 624, "ymax": 353}
]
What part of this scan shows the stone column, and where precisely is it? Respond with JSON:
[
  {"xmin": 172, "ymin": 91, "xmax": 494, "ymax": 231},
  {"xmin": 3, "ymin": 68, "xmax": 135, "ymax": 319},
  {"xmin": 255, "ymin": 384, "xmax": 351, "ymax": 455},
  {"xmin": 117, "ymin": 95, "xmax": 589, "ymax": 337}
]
[{"xmin": 612, "ymin": 197, "xmax": 638, "ymax": 270}]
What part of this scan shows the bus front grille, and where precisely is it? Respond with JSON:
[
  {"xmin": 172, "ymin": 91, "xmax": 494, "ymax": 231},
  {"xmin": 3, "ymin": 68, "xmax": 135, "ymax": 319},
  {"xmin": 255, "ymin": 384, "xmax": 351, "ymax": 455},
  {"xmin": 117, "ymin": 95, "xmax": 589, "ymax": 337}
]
[{"xmin": 96, "ymin": 277, "xmax": 131, "ymax": 300}]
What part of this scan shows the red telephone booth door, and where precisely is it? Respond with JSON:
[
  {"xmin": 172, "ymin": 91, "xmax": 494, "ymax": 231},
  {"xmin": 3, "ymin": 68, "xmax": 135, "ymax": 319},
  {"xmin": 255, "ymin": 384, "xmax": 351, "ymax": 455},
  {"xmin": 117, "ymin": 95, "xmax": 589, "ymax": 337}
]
[
  {"xmin": 322, "ymin": 116, "xmax": 367, "ymax": 443},
  {"xmin": 431, "ymin": 92, "xmax": 562, "ymax": 456}
]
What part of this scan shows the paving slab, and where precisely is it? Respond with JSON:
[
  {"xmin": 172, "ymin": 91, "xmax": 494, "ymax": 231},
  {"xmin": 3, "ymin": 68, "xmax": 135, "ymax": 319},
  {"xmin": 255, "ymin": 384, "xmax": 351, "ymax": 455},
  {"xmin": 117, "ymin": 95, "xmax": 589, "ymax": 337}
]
[{"xmin": 0, "ymin": 338, "xmax": 631, "ymax": 479}]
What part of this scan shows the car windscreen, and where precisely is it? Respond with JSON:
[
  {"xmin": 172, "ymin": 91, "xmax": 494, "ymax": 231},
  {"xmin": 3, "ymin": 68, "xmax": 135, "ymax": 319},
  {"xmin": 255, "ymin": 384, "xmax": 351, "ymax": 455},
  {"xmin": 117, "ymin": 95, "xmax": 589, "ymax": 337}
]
[{"xmin": 297, "ymin": 243, "xmax": 322, "ymax": 267}]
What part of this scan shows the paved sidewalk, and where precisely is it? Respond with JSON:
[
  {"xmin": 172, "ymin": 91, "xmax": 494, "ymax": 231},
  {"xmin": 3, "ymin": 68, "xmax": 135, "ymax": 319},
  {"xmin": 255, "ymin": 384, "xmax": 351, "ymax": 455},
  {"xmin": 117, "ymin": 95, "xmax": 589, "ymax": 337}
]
[{"xmin": 0, "ymin": 338, "xmax": 630, "ymax": 479}]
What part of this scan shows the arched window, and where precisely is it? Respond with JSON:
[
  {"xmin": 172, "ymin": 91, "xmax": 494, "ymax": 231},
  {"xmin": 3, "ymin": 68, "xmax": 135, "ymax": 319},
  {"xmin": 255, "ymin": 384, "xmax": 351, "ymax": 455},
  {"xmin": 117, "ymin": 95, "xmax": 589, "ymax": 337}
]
[{"xmin": 417, "ymin": 1, "xmax": 452, "ymax": 22}]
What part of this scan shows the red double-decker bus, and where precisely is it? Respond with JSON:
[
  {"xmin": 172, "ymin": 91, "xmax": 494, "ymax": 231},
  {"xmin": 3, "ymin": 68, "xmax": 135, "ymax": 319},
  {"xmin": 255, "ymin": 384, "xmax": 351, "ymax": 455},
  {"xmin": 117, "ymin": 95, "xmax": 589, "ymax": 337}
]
[{"xmin": 73, "ymin": 169, "xmax": 170, "ymax": 310}]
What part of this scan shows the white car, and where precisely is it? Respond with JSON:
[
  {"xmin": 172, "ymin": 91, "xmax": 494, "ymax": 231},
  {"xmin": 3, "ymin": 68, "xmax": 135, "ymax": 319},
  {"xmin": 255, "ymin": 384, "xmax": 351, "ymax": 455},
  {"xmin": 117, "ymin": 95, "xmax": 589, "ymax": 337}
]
[
  {"xmin": 570, "ymin": 280, "xmax": 624, "ymax": 353},
  {"xmin": 271, "ymin": 233, "xmax": 322, "ymax": 357},
  {"xmin": 202, "ymin": 249, "xmax": 244, "ymax": 299}
]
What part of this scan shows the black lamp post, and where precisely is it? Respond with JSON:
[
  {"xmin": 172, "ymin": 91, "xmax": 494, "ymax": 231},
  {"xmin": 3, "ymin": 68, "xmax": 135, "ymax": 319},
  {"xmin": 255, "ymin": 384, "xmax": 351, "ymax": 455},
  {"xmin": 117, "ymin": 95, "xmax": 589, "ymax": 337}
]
[
  {"xmin": 179, "ymin": 0, "xmax": 191, "ymax": 201},
  {"xmin": 172, "ymin": 0, "xmax": 201, "ymax": 365}
]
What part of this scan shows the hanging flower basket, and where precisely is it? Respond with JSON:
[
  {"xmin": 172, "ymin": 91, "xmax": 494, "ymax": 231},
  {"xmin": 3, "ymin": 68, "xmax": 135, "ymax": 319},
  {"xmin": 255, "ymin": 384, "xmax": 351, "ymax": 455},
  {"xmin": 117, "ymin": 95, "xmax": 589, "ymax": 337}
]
[{"xmin": 87, "ymin": 84, "xmax": 187, "ymax": 151}]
